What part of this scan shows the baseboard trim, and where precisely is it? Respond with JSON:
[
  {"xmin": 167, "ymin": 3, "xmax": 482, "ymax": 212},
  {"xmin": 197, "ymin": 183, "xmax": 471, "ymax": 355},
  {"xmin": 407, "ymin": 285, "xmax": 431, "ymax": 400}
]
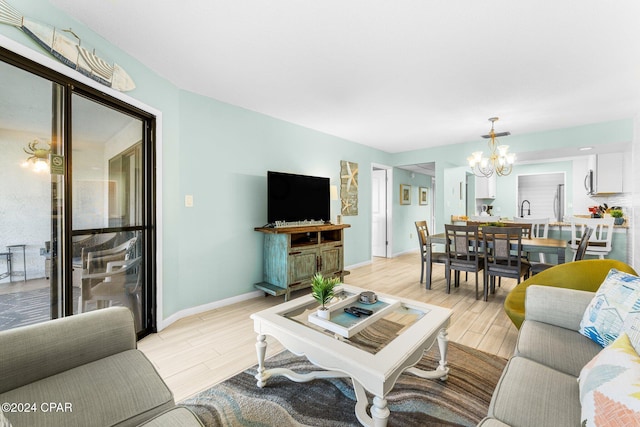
[{"xmin": 157, "ymin": 289, "xmax": 263, "ymax": 331}]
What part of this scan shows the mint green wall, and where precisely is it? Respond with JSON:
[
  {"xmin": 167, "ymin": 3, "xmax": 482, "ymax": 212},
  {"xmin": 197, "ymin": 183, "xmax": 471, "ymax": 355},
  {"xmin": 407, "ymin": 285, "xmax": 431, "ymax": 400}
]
[
  {"xmin": 392, "ymin": 168, "xmax": 432, "ymax": 255},
  {"xmin": 390, "ymin": 120, "xmax": 634, "ymax": 234},
  {"xmin": 0, "ymin": 1, "xmax": 390, "ymax": 318},
  {"xmin": 2, "ymin": 1, "xmax": 635, "ymax": 319}
]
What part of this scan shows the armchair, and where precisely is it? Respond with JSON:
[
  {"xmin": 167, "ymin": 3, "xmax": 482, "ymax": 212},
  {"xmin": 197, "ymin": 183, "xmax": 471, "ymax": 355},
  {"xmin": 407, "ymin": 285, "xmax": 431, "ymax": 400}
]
[{"xmin": 504, "ymin": 259, "xmax": 638, "ymax": 329}]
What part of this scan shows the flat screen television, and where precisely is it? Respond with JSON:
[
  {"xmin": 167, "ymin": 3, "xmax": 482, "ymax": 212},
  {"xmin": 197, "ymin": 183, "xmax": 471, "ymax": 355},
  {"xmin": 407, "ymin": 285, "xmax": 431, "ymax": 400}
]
[{"xmin": 267, "ymin": 171, "xmax": 330, "ymax": 224}]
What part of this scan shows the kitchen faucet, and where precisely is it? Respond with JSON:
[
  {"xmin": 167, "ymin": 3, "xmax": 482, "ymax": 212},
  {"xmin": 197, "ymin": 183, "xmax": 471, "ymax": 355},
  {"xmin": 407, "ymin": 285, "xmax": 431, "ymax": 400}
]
[{"xmin": 520, "ymin": 200, "xmax": 531, "ymax": 218}]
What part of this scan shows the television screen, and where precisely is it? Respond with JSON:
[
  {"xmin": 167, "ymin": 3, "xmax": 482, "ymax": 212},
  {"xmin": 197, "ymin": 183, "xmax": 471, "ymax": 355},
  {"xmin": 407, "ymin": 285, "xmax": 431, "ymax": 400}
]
[{"xmin": 267, "ymin": 171, "xmax": 330, "ymax": 224}]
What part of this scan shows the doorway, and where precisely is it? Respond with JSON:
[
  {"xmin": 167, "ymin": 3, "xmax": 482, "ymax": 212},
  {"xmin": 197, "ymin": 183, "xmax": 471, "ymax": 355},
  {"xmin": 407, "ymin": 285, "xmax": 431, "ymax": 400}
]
[
  {"xmin": 372, "ymin": 164, "xmax": 392, "ymax": 258},
  {"xmin": 0, "ymin": 50, "xmax": 156, "ymax": 336}
]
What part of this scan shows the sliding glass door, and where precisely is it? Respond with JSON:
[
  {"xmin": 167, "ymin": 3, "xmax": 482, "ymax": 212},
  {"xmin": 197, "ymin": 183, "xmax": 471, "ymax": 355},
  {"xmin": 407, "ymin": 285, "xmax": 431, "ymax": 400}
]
[
  {"xmin": 0, "ymin": 59, "xmax": 65, "ymax": 330},
  {"xmin": 0, "ymin": 49, "xmax": 155, "ymax": 336}
]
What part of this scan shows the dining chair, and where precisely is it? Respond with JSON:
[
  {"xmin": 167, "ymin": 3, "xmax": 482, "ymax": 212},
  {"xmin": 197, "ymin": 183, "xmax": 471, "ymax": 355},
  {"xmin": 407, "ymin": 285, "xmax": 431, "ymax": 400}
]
[
  {"xmin": 443, "ymin": 224, "xmax": 484, "ymax": 299},
  {"xmin": 415, "ymin": 221, "xmax": 448, "ymax": 289},
  {"xmin": 517, "ymin": 217, "xmax": 550, "ymax": 262},
  {"xmin": 569, "ymin": 216, "xmax": 614, "ymax": 259},
  {"xmin": 482, "ymin": 226, "xmax": 531, "ymax": 301},
  {"xmin": 530, "ymin": 226, "xmax": 593, "ymax": 275}
]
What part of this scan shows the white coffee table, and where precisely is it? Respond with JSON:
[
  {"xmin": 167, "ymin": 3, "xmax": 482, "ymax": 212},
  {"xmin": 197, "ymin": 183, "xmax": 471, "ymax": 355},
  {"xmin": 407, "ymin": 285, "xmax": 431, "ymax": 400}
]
[{"xmin": 250, "ymin": 284, "xmax": 452, "ymax": 427}]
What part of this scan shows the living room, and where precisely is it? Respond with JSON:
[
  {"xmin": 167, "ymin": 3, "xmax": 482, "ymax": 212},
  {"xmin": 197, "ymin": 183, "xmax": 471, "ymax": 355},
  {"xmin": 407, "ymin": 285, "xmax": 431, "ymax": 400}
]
[{"xmin": 1, "ymin": 1, "xmax": 640, "ymax": 426}]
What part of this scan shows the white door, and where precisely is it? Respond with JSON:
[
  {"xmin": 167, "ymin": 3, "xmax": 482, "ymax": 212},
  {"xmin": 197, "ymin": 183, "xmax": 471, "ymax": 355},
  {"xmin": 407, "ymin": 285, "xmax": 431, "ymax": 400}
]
[{"xmin": 372, "ymin": 169, "xmax": 387, "ymax": 257}]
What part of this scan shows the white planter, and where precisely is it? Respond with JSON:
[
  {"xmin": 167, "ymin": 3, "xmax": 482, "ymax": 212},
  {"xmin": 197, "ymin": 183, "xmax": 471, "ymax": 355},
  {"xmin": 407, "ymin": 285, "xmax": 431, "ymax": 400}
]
[{"xmin": 317, "ymin": 308, "xmax": 330, "ymax": 319}]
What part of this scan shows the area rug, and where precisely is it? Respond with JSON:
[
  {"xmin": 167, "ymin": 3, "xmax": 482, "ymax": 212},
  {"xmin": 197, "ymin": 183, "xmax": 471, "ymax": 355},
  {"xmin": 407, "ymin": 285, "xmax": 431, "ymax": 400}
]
[{"xmin": 181, "ymin": 342, "xmax": 506, "ymax": 426}]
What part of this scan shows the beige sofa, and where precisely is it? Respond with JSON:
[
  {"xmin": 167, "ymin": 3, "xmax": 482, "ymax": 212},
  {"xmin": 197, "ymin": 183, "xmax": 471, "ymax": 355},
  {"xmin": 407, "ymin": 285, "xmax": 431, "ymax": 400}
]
[
  {"xmin": 478, "ymin": 285, "xmax": 603, "ymax": 426},
  {"xmin": 0, "ymin": 307, "xmax": 203, "ymax": 427}
]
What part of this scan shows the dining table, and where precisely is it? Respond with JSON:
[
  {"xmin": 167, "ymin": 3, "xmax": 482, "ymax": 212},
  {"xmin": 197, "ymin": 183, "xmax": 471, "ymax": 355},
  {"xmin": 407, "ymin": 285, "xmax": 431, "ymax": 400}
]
[{"xmin": 424, "ymin": 232, "xmax": 568, "ymax": 290}]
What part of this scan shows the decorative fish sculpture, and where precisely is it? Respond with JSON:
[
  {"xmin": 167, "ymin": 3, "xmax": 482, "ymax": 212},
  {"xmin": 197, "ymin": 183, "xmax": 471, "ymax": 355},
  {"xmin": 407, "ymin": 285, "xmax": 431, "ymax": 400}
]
[{"xmin": 0, "ymin": 0, "xmax": 135, "ymax": 92}]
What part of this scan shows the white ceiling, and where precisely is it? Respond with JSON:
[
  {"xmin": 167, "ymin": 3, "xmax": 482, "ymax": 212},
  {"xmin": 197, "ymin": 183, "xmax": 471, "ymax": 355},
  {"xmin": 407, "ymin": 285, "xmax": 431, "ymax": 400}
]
[{"xmin": 47, "ymin": 0, "xmax": 640, "ymax": 154}]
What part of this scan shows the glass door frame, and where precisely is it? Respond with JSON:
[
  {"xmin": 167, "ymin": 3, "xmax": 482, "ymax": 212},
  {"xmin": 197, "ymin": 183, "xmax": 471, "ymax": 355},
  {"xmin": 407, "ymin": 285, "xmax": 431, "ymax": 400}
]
[{"xmin": 0, "ymin": 45, "xmax": 158, "ymax": 338}]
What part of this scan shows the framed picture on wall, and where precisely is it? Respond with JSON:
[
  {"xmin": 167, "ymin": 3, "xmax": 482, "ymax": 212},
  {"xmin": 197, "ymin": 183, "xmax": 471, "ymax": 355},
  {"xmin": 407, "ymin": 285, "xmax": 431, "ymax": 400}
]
[
  {"xmin": 400, "ymin": 184, "xmax": 411, "ymax": 205},
  {"xmin": 419, "ymin": 187, "xmax": 428, "ymax": 205}
]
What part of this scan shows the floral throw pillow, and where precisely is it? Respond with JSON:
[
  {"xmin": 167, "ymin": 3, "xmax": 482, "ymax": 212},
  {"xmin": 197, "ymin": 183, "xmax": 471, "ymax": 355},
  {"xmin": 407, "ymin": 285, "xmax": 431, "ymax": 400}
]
[
  {"xmin": 578, "ymin": 333, "xmax": 640, "ymax": 426},
  {"xmin": 579, "ymin": 269, "xmax": 640, "ymax": 347}
]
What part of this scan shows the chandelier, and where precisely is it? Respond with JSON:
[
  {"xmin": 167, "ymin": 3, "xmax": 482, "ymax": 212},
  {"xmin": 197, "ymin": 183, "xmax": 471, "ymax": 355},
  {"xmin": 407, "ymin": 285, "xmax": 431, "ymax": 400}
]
[{"xmin": 467, "ymin": 117, "xmax": 516, "ymax": 177}]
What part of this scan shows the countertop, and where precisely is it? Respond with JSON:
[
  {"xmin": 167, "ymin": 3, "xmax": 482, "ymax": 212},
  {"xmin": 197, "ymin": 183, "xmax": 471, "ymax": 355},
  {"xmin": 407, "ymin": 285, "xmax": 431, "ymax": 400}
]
[{"xmin": 450, "ymin": 215, "xmax": 629, "ymax": 229}]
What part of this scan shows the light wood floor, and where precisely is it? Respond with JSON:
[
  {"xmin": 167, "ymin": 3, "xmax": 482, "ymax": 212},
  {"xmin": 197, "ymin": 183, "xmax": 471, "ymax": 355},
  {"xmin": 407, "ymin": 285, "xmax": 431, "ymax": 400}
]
[{"xmin": 138, "ymin": 252, "xmax": 520, "ymax": 402}]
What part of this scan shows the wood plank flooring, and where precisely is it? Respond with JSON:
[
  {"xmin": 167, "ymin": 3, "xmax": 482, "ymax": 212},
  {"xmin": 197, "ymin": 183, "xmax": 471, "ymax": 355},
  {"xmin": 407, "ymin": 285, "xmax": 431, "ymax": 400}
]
[{"xmin": 138, "ymin": 252, "xmax": 520, "ymax": 402}]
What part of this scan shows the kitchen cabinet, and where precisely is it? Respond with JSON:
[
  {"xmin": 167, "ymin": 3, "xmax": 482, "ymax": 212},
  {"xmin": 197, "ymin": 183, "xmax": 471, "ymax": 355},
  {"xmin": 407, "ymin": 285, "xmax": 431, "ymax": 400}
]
[
  {"xmin": 585, "ymin": 153, "xmax": 624, "ymax": 194},
  {"xmin": 475, "ymin": 174, "xmax": 496, "ymax": 199}
]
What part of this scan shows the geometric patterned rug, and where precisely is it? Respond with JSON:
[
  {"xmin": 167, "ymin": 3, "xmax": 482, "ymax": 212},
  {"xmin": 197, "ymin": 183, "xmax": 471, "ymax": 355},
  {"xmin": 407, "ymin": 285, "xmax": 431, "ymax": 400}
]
[{"xmin": 181, "ymin": 341, "xmax": 507, "ymax": 426}]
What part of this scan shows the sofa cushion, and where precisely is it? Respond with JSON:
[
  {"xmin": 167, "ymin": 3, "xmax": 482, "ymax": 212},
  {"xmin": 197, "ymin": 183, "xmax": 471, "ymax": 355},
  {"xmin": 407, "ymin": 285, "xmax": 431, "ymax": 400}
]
[
  {"xmin": 579, "ymin": 268, "xmax": 640, "ymax": 347},
  {"xmin": 516, "ymin": 320, "xmax": 602, "ymax": 377},
  {"xmin": 488, "ymin": 356, "xmax": 580, "ymax": 427},
  {"xmin": 1, "ymin": 350, "xmax": 174, "ymax": 427},
  {"xmin": 578, "ymin": 332, "xmax": 640, "ymax": 426}
]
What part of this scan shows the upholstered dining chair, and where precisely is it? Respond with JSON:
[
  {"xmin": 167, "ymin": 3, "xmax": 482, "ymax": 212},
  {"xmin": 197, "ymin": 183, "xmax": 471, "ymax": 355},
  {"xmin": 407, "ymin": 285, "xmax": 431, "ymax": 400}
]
[
  {"xmin": 530, "ymin": 226, "xmax": 593, "ymax": 275},
  {"xmin": 415, "ymin": 221, "xmax": 448, "ymax": 289},
  {"xmin": 443, "ymin": 224, "xmax": 484, "ymax": 299},
  {"xmin": 482, "ymin": 226, "xmax": 531, "ymax": 301}
]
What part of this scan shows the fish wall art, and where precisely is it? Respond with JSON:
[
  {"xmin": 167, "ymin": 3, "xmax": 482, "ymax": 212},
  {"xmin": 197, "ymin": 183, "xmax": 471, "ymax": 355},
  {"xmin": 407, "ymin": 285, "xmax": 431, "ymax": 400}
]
[{"xmin": 0, "ymin": 0, "xmax": 135, "ymax": 91}]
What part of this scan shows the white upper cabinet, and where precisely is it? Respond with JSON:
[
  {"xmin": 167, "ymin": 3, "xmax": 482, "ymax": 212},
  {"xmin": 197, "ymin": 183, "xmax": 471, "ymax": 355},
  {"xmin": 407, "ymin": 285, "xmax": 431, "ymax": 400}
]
[
  {"xmin": 589, "ymin": 153, "xmax": 624, "ymax": 194},
  {"xmin": 475, "ymin": 174, "xmax": 496, "ymax": 199}
]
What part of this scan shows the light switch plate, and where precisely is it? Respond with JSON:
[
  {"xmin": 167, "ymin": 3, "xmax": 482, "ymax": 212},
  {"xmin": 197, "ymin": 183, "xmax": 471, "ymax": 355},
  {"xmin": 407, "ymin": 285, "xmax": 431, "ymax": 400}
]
[{"xmin": 185, "ymin": 195, "xmax": 194, "ymax": 207}]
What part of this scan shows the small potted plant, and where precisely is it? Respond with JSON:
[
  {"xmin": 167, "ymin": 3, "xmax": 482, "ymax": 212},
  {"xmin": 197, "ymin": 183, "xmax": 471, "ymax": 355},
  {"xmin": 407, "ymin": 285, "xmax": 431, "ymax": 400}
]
[
  {"xmin": 311, "ymin": 273, "xmax": 340, "ymax": 319},
  {"xmin": 610, "ymin": 209, "xmax": 624, "ymax": 225}
]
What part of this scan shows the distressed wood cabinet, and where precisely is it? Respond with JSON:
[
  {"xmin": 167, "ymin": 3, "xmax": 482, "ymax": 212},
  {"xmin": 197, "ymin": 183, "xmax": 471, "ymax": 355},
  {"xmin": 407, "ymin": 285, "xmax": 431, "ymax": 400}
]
[{"xmin": 254, "ymin": 224, "xmax": 350, "ymax": 301}]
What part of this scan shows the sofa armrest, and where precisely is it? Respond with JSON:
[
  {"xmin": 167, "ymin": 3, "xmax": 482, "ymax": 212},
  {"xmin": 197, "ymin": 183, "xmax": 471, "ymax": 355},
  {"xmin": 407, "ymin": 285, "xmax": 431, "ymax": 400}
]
[
  {"xmin": 0, "ymin": 306, "xmax": 136, "ymax": 394},
  {"xmin": 525, "ymin": 285, "xmax": 595, "ymax": 331}
]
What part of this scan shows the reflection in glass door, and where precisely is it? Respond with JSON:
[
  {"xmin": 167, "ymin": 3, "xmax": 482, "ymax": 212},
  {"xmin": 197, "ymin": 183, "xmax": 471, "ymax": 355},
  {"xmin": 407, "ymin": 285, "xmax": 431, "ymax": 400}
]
[
  {"xmin": 71, "ymin": 94, "xmax": 147, "ymax": 333},
  {"xmin": 0, "ymin": 60, "xmax": 65, "ymax": 331}
]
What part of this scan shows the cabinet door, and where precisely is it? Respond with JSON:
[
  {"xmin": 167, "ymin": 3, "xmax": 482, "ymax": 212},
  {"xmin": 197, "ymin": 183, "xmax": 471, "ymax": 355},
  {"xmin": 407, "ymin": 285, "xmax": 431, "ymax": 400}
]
[
  {"xmin": 288, "ymin": 248, "xmax": 318, "ymax": 284},
  {"xmin": 319, "ymin": 245, "xmax": 343, "ymax": 275},
  {"xmin": 475, "ymin": 175, "xmax": 496, "ymax": 199},
  {"xmin": 596, "ymin": 153, "xmax": 623, "ymax": 193}
]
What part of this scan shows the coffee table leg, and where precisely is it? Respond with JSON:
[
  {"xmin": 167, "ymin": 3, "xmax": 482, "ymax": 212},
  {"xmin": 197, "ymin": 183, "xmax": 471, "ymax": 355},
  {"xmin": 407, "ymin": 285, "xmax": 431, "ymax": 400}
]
[
  {"xmin": 371, "ymin": 396, "xmax": 390, "ymax": 427},
  {"xmin": 353, "ymin": 379, "xmax": 389, "ymax": 427},
  {"xmin": 437, "ymin": 328, "xmax": 449, "ymax": 381},
  {"xmin": 404, "ymin": 328, "xmax": 449, "ymax": 381},
  {"xmin": 255, "ymin": 334, "xmax": 268, "ymax": 388}
]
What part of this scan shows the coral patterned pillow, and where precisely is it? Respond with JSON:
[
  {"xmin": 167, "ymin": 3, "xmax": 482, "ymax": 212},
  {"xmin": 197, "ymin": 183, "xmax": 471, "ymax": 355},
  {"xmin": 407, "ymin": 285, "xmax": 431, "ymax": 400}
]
[
  {"xmin": 579, "ymin": 268, "xmax": 640, "ymax": 347},
  {"xmin": 578, "ymin": 333, "xmax": 640, "ymax": 426}
]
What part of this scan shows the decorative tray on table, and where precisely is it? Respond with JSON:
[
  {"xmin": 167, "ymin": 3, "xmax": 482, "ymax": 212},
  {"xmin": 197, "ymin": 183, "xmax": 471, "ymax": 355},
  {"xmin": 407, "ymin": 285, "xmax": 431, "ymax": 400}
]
[{"xmin": 307, "ymin": 292, "xmax": 399, "ymax": 338}]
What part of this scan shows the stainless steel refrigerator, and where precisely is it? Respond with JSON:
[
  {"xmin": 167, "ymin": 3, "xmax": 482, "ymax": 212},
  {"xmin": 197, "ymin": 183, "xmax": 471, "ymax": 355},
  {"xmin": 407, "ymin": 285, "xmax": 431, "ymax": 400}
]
[{"xmin": 553, "ymin": 184, "xmax": 565, "ymax": 222}]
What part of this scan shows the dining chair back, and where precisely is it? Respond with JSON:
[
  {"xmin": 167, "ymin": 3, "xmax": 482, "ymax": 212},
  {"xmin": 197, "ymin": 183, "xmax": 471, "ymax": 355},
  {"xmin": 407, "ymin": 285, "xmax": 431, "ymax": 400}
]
[
  {"xmin": 444, "ymin": 224, "xmax": 484, "ymax": 299},
  {"xmin": 482, "ymin": 226, "xmax": 530, "ymax": 301},
  {"xmin": 530, "ymin": 226, "xmax": 593, "ymax": 275},
  {"xmin": 574, "ymin": 226, "xmax": 594, "ymax": 262},
  {"xmin": 415, "ymin": 221, "xmax": 448, "ymax": 289},
  {"xmin": 569, "ymin": 216, "xmax": 614, "ymax": 259},
  {"xmin": 517, "ymin": 217, "xmax": 550, "ymax": 262}
]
